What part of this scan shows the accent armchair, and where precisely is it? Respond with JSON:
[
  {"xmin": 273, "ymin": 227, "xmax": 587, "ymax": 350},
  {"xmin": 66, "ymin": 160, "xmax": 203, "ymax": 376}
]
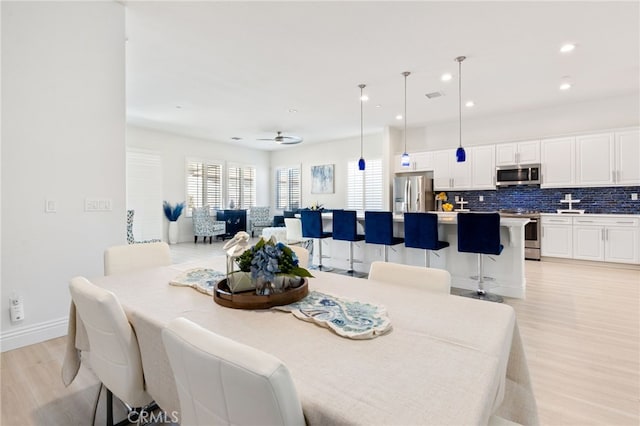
[
  {"xmin": 249, "ymin": 206, "xmax": 272, "ymax": 237},
  {"xmin": 192, "ymin": 207, "xmax": 226, "ymax": 243}
]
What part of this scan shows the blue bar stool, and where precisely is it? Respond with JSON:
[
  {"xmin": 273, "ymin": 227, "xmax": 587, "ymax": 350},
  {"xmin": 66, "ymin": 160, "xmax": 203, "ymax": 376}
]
[
  {"xmin": 364, "ymin": 211, "xmax": 404, "ymax": 262},
  {"xmin": 301, "ymin": 210, "xmax": 333, "ymax": 271},
  {"xmin": 404, "ymin": 212, "xmax": 449, "ymax": 267},
  {"xmin": 333, "ymin": 210, "xmax": 365, "ymax": 276},
  {"xmin": 457, "ymin": 212, "xmax": 504, "ymax": 303}
]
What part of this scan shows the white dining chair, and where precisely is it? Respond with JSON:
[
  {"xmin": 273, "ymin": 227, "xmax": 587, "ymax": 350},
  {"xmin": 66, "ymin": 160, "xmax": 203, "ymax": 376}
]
[
  {"xmin": 289, "ymin": 245, "xmax": 310, "ymax": 269},
  {"xmin": 284, "ymin": 218, "xmax": 304, "ymax": 244},
  {"xmin": 162, "ymin": 317, "xmax": 305, "ymax": 426},
  {"xmin": 69, "ymin": 276, "xmax": 155, "ymax": 426},
  {"xmin": 104, "ymin": 241, "xmax": 171, "ymax": 276},
  {"xmin": 368, "ymin": 261, "xmax": 451, "ymax": 294}
]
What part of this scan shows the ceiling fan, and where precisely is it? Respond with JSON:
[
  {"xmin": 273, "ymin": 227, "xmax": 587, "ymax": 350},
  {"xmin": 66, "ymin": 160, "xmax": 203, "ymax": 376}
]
[{"xmin": 257, "ymin": 131, "xmax": 303, "ymax": 145}]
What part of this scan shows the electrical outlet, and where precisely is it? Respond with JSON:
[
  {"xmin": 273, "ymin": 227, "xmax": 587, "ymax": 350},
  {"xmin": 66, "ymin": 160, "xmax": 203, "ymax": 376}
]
[
  {"xmin": 632, "ymin": 193, "xmax": 638, "ymax": 201},
  {"xmin": 479, "ymin": 195, "xmax": 484, "ymax": 202},
  {"xmin": 10, "ymin": 296, "xmax": 24, "ymax": 322}
]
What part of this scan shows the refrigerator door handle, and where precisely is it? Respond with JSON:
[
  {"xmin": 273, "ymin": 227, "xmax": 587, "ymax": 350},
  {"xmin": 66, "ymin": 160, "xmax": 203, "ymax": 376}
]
[{"xmin": 404, "ymin": 179, "xmax": 410, "ymax": 212}]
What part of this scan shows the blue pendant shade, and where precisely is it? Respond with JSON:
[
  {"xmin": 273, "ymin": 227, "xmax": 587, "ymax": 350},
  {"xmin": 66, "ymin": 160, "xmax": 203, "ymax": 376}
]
[
  {"xmin": 456, "ymin": 147, "xmax": 466, "ymax": 162},
  {"xmin": 358, "ymin": 84, "xmax": 366, "ymax": 171},
  {"xmin": 401, "ymin": 152, "xmax": 410, "ymax": 167}
]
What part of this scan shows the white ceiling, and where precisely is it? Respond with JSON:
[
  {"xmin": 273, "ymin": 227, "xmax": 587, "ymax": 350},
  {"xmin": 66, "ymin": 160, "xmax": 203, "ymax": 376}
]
[{"xmin": 125, "ymin": 1, "xmax": 640, "ymax": 151}]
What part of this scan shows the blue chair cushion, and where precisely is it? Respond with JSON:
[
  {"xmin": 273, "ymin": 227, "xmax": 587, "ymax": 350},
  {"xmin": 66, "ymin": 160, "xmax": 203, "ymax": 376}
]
[
  {"xmin": 333, "ymin": 210, "xmax": 365, "ymax": 242},
  {"xmin": 457, "ymin": 213, "xmax": 503, "ymax": 255},
  {"xmin": 404, "ymin": 212, "xmax": 450, "ymax": 251},
  {"xmin": 301, "ymin": 210, "xmax": 332, "ymax": 239},
  {"xmin": 365, "ymin": 211, "xmax": 404, "ymax": 246}
]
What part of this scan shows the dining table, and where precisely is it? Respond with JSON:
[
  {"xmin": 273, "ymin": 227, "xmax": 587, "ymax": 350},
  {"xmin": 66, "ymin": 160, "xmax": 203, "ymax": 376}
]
[{"xmin": 63, "ymin": 256, "xmax": 538, "ymax": 426}]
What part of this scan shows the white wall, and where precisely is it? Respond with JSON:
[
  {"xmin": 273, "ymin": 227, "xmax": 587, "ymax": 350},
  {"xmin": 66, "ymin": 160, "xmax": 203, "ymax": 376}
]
[
  {"xmin": 269, "ymin": 132, "xmax": 384, "ymax": 211},
  {"xmin": 126, "ymin": 125, "xmax": 271, "ymax": 242},
  {"xmin": 1, "ymin": 2, "xmax": 126, "ymax": 350},
  {"xmin": 400, "ymin": 93, "xmax": 640, "ymax": 153}
]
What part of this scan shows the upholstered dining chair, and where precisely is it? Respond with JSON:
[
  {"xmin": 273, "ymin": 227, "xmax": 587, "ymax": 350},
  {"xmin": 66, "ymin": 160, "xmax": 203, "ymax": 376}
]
[
  {"xmin": 104, "ymin": 241, "xmax": 171, "ymax": 276},
  {"xmin": 162, "ymin": 317, "xmax": 305, "ymax": 426},
  {"xmin": 368, "ymin": 261, "xmax": 451, "ymax": 294},
  {"xmin": 249, "ymin": 206, "xmax": 272, "ymax": 237},
  {"xmin": 69, "ymin": 277, "xmax": 156, "ymax": 426},
  {"xmin": 289, "ymin": 245, "xmax": 310, "ymax": 268}
]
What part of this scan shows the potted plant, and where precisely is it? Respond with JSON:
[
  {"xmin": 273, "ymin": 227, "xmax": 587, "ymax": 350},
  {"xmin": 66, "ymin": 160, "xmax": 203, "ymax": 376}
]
[{"xmin": 163, "ymin": 201, "xmax": 185, "ymax": 244}]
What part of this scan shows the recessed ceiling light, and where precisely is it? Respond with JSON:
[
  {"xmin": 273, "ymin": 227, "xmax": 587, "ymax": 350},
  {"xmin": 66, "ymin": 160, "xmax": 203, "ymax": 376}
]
[
  {"xmin": 175, "ymin": 105, "xmax": 182, "ymax": 109},
  {"xmin": 560, "ymin": 43, "xmax": 576, "ymax": 53},
  {"xmin": 231, "ymin": 137, "xmax": 242, "ymax": 141},
  {"xmin": 559, "ymin": 82, "xmax": 572, "ymax": 90},
  {"xmin": 396, "ymin": 114, "xmax": 403, "ymax": 120},
  {"xmin": 375, "ymin": 104, "xmax": 382, "ymax": 108},
  {"xmin": 465, "ymin": 101, "xmax": 475, "ymax": 107},
  {"xmin": 441, "ymin": 73, "xmax": 453, "ymax": 82},
  {"xmin": 288, "ymin": 108, "xmax": 297, "ymax": 113},
  {"xmin": 360, "ymin": 95, "xmax": 369, "ymax": 102}
]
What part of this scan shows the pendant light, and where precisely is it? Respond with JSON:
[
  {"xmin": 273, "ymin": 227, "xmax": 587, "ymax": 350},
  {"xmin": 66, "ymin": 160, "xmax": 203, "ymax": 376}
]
[
  {"xmin": 455, "ymin": 56, "xmax": 466, "ymax": 162},
  {"xmin": 358, "ymin": 84, "xmax": 366, "ymax": 171},
  {"xmin": 400, "ymin": 71, "xmax": 411, "ymax": 167}
]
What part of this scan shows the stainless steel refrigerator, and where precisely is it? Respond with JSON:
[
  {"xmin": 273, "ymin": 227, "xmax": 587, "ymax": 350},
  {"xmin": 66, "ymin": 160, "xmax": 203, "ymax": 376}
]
[{"xmin": 393, "ymin": 172, "xmax": 435, "ymax": 214}]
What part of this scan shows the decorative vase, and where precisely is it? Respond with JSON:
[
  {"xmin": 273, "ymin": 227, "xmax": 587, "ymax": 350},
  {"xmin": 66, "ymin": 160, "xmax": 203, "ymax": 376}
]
[
  {"xmin": 168, "ymin": 221, "xmax": 178, "ymax": 244},
  {"xmin": 255, "ymin": 276, "xmax": 272, "ymax": 296}
]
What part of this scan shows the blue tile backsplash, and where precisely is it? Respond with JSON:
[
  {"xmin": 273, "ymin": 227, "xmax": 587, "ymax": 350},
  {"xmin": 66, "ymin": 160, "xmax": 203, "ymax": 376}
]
[{"xmin": 446, "ymin": 186, "xmax": 640, "ymax": 214}]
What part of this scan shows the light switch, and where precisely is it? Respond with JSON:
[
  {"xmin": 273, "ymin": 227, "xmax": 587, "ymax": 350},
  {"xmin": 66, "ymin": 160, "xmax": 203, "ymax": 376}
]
[
  {"xmin": 632, "ymin": 193, "xmax": 638, "ymax": 201},
  {"xmin": 45, "ymin": 200, "xmax": 57, "ymax": 213},
  {"xmin": 479, "ymin": 196, "xmax": 484, "ymax": 202}
]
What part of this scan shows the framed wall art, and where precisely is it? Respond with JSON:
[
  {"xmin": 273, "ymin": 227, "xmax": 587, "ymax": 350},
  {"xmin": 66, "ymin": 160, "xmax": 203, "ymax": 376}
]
[{"xmin": 310, "ymin": 164, "xmax": 334, "ymax": 194}]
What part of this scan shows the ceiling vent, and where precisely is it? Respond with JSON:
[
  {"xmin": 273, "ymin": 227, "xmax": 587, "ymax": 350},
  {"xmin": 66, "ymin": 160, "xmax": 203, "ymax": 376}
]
[{"xmin": 425, "ymin": 91, "xmax": 444, "ymax": 99}]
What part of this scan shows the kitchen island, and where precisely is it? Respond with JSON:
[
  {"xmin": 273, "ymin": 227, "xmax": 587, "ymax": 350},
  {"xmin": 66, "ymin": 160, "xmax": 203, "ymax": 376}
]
[{"xmin": 312, "ymin": 211, "xmax": 530, "ymax": 299}]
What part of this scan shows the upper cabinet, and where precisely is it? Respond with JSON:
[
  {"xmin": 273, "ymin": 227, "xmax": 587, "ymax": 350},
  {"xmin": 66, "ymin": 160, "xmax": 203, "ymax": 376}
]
[
  {"xmin": 394, "ymin": 151, "xmax": 434, "ymax": 173},
  {"xmin": 615, "ymin": 129, "xmax": 640, "ymax": 185},
  {"xmin": 495, "ymin": 140, "xmax": 540, "ymax": 166},
  {"xmin": 542, "ymin": 129, "xmax": 639, "ymax": 188},
  {"xmin": 432, "ymin": 146, "xmax": 494, "ymax": 191},
  {"xmin": 575, "ymin": 133, "xmax": 614, "ymax": 186},
  {"xmin": 541, "ymin": 137, "xmax": 575, "ymax": 187}
]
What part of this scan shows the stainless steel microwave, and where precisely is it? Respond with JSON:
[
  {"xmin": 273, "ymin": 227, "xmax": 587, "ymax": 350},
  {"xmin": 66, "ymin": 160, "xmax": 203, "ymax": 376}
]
[{"xmin": 496, "ymin": 164, "xmax": 541, "ymax": 186}]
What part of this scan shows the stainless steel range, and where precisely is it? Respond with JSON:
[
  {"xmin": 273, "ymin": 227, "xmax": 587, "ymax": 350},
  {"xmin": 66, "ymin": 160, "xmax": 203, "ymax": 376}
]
[{"xmin": 499, "ymin": 209, "xmax": 541, "ymax": 261}]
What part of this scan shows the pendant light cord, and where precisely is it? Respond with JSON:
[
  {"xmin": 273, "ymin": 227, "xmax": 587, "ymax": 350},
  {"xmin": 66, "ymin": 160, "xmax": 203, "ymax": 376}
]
[
  {"xmin": 403, "ymin": 71, "xmax": 410, "ymax": 152},
  {"xmin": 360, "ymin": 85, "xmax": 364, "ymax": 157},
  {"xmin": 458, "ymin": 58, "xmax": 462, "ymax": 149}
]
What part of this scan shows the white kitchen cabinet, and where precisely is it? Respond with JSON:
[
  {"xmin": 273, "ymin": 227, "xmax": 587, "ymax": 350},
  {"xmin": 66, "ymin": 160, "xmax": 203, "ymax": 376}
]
[
  {"xmin": 432, "ymin": 149, "xmax": 453, "ymax": 190},
  {"xmin": 471, "ymin": 145, "xmax": 496, "ymax": 189},
  {"xmin": 541, "ymin": 216, "xmax": 573, "ymax": 258},
  {"xmin": 546, "ymin": 215, "xmax": 639, "ymax": 264},
  {"xmin": 575, "ymin": 133, "xmax": 614, "ymax": 186},
  {"xmin": 573, "ymin": 219, "xmax": 605, "ymax": 261},
  {"xmin": 541, "ymin": 137, "xmax": 575, "ymax": 188},
  {"xmin": 394, "ymin": 151, "xmax": 434, "ymax": 173},
  {"xmin": 615, "ymin": 129, "xmax": 640, "ymax": 185},
  {"xmin": 451, "ymin": 156, "xmax": 471, "ymax": 189},
  {"xmin": 495, "ymin": 140, "xmax": 540, "ymax": 166}
]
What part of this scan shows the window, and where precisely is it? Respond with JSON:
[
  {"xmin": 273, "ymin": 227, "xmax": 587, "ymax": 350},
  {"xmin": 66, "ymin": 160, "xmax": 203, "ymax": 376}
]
[
  {"xmin": 227, "ymin": 165, "xmax": 256, "ymax": 209},
  {"xmin": 347, "ymin": 159, "xmax": 383, "ymax": 210},
  {"xmin": 275, "ymin": 166, "xmax": 301, "ymax": 209},
  {"xmin": 186, "ymin": 159, "xmax": 223, "ymax": 215}
]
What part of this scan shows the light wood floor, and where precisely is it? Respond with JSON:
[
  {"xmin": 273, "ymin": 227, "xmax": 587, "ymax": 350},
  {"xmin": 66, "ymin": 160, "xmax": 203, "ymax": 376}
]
[{"xmin": 1, "ymin": 242, "xmax": 638, "ymax": 425}]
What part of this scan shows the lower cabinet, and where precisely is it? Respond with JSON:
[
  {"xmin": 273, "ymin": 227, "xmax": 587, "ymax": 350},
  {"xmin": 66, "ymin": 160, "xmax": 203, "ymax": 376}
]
[
  {"xmin": 543, "ymin": 215, "xmax": 639, "ymax": 264},
  {"xmin": 541, "ymin": 217, "xmax": 573, "ymax": 258},
  {"xmin": 216, "ymin": 209, "xmax": 247, "ymax": 239}
]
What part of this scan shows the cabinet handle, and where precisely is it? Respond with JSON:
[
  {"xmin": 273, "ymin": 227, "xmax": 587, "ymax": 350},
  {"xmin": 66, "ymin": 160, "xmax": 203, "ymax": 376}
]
[
  {"xmin": 577, "ymin": 220, "xmax": 594, "ymax": 223},
  {"xmin": 516, "ymin": 152, "xmax": 520, "ymax": 164},
  {"xmin": 602, "ymin": 229, "xmax": 605, "ymax": 241},
  {"xmin": 606, "ymin": 229, "xmax": 609, "ymax": 241},
  {"xmin": 616, "ymin": 221, "xmax": 634, "ymax": 224},
  {"xmin": 549, "ymin": 219, "xmax": 565, "ymax": 222},
  {"xmin": 612, "ymin": 171, "xmax": 615, "ymax": 182}
]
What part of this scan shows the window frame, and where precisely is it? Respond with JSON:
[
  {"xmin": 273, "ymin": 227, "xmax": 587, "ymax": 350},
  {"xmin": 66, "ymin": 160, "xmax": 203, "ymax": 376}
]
[{"xmin": 185, "ymin": 157, "xmax": 224, "ymax": 217}]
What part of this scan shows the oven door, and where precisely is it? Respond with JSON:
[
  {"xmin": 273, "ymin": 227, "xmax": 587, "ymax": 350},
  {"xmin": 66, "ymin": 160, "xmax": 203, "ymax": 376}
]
[{"xmin": 524, "ymin": 218, "xmax": 540, "ymax": 249}]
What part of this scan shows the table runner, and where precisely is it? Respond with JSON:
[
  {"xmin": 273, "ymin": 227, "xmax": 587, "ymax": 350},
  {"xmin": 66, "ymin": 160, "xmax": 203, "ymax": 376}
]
[{"xmin": 274, "ymin": 290, "xmax": 392, "ymax": 339}]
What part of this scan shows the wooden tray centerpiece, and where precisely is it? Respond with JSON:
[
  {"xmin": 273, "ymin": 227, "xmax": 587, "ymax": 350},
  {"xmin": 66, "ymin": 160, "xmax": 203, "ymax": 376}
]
[{"xmin": 214, "ymin": 277, "xmax": 309, "ymax": 310}]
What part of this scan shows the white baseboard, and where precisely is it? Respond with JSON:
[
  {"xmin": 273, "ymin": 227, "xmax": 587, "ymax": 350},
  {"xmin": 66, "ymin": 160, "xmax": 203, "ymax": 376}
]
[{"xmin": 0, "ymin": 317, "xmax": 69, "ymax": 352}]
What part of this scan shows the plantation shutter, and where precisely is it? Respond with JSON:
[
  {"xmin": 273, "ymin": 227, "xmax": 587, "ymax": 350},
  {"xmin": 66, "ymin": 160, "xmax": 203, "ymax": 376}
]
[
  {"xmin": 186, "ymin": 159, "xmax": 222, "ymax": 215},
  {"xmin": 276, "ymin": 166, "xmax": 301, "ymax": 209}
]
